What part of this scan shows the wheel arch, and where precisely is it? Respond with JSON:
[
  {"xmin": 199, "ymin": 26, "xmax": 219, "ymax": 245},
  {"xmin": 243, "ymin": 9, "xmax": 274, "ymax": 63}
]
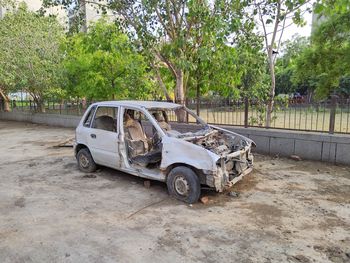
[
  {"xmin": 164, "ymin": 163, "xmax": 207, "ymax": 185},
  {"xmin": 75, "ymin": 143, "xmax": 89, "ymax": 157}
]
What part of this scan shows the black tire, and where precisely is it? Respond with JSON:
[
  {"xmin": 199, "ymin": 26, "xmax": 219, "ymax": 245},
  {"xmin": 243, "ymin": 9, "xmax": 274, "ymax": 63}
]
[
  {"xmin": 77, "ymin": 148, "xmax": 97, "ymax": 173},
  {"xmin": 166, "ymin": 166, "xmax": 201, "ymax": 204}
]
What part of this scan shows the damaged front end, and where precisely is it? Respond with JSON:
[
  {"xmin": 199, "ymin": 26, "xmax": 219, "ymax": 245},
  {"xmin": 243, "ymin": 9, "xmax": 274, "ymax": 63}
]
[
  {"xmin": 181, "ymin": 126, "xmax": 255, "ymax": 192},
  {"xmin": 212, "ymin": 144, "xmax": 254, "ymax": 192}
]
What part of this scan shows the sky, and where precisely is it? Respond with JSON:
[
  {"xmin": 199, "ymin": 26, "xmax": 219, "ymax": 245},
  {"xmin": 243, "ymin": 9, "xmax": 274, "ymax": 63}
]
[
  {"xmin": 260, "ymin": 0, "xmax": 316, "ymax": 45},
  {"xmin": 279, "ymin": 10, "xmax": 313, "ymax": 42}
]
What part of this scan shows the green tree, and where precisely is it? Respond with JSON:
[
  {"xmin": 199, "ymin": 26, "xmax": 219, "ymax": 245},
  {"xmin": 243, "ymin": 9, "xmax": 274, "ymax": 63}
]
[
  {"xmin": 275, "ymin": 35, "xmax": 309, "ymax": 95},
  {"xmin": 314, "ymin": 0, "xmax": 349, "ymax": 15},
  {"xmin": 293, "ymin": 11, "xmax": 350, "ymax": 98},
  {"xmin": 0, "ymin": 3, "xmax": 64, "ymax": 112},
  {"xmin": 254, "ymin": 0, "xmax": 312, "ymax": 127},
  {"xmin": 235, "ymin": 30, "xmax": 268, "ymax": 98},
  {"xmin": 186, "ymin": 44, "xmax": 243, "ymax": 103},
  {"xmin": 184, "ymin": 3, "xmax": 262, "ymax": 111},
  {"xmin": 110, "ymin": 0, "xmax": 251, "ymax": 108},
  {"xmin": 339, "ymin": 76, "xmax": 350, "ymax": 97},
  {"xmin": 0, "ymin": 0, "xmax": 15, "ymax": 111},
  {"xmin": 62, "ymin": 18, "xmax": 154, "ymax": 100}
]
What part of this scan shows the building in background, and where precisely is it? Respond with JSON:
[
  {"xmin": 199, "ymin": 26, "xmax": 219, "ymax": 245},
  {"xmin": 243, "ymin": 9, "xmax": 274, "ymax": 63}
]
[
  {"xmin": 311, "ymin": 11, "xmax": 327, "ymax": 35},
  {"xmin": 0, "ymin": 0, "xmax": 68, "ymax": 26},
  {"xmin": 68, "ymin": 0, "xmax": 116, "ymax": 32},
  {"xmin": 0, "ymin": 0, "xmax": 115, "ymax": 31}
]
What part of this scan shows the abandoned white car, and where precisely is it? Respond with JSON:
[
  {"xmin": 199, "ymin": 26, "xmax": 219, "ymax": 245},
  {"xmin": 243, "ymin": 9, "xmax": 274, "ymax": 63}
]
[{"xmin": 74, "ymin": 101, "xmax": 255, "ymax": 203}]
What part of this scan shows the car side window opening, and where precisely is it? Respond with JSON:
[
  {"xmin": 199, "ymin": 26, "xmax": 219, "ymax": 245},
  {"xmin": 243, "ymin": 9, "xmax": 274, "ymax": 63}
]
[
  {"xmin": 83, "ymin": 106, "xmax": 96, "ymax": 127},
  {"xmin": 92, "ymin": 106, "xmax": 118, "ymax": 132}
]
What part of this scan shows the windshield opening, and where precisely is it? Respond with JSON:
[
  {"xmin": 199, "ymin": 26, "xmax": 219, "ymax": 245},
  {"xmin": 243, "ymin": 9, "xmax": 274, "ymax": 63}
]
[{"xmin": 148, "ymin": 106, "xmax": 210, "ymax": 138}]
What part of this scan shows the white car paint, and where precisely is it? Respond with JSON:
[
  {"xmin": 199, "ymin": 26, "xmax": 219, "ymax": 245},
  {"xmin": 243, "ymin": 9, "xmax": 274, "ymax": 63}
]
[{"xmin": 75, "ymin": 101, "xmax": 254, "ymax": 192}]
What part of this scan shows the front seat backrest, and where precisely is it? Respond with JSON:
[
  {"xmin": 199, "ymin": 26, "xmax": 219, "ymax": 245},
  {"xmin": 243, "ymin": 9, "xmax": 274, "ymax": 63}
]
[
  {"xmin": 125, "ymin": 117, "xmax": 147, "ymax": 141},
  {"xmin": 124, "ymin": 114, "xmax": 149, "ymax": 156},
  {"xmin": 153, "ymin": 112, "xmax": 171, "ymax": 131}
]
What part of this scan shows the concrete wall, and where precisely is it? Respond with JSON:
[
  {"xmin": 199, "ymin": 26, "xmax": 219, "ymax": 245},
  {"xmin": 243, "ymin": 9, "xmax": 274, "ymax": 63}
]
[
  {"xmin": 0, "ymin": 111, "xmax": 81, "ymax": 128},
  {"xmin": 225, "ymin": 126, "xmax": 350, "ymax": 165},
  {"xmin": 1, "ymin": 111, "xmax": 349, "ymax": 165},
  {"xmin": 169, "ymin": 122, "xmax": 350, "ymax": 165}
]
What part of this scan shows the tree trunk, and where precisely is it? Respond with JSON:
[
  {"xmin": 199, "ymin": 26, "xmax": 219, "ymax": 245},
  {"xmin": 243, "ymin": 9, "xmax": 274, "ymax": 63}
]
[
  {"xmin": 0, "ymin": 89, "xmax": 11, "ymax": 112},
  {"xmin": 36, "ymin": 99, "xmax": 46, "ymax": 113},
  {"xmin": 266, "ymin": 52, "xmax": 275, "ymax": 127},
  {"xmin": 175, "ymin": 69, "xmax": 186, "ymax": 122},
  {"xmin": 175, "ymin": 69, "xmax": 184, "ymax": 105},
  {"xmin": 307, "ymin": 89, "xmax": 313, "ymax": 103}
]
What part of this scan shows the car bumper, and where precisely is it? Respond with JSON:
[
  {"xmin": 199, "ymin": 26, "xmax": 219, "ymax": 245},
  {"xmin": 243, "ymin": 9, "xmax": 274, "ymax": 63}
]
[{"xmin": 206, "ymin": 146, "xmax": 254, "ymax": 192}]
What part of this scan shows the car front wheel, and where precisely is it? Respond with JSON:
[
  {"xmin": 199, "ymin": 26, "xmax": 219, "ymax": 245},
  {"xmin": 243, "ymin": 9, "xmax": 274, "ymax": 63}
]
[
  {"xmin": 166, "ymin": 166, "xmax": 201, "ymax": 204},
  {"xmin": 77, "ymin": 148, "xmax": 97, "ymax": 173}
]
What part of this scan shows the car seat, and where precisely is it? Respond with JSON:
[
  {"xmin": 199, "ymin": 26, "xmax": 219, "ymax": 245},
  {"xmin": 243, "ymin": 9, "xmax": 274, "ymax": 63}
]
[{"xmin": 124, "ymin": 114, "xmax": 149, "ymax": 157}]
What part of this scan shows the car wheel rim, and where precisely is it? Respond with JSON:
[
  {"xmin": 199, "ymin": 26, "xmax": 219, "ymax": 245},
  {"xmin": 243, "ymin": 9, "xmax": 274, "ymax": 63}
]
[
  {"xmin": 174, "ymin": 176, "xmax": 189, "ymax": 196},
  {"xmin": 80, "ymin": 154, "xmax": 89, "ymax": 168}
]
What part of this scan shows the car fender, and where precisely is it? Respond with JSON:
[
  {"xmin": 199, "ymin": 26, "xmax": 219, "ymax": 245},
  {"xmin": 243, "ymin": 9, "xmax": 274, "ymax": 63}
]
[{"xmin": 160, "ymin": 136, "xmax": 219, "ymax": 172}]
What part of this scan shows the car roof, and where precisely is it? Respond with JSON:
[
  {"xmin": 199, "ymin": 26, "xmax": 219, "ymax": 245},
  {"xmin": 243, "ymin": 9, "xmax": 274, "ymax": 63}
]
[{"xmin": 92, "ymin": 100, "xmax": 182, "ymax": 110}]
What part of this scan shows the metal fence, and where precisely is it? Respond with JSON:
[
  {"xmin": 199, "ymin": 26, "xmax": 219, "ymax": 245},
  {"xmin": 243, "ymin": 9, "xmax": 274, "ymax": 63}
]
[
  {"xmin": 7, "ymin": 97, "xmax": 350, "ymax": 134},
  {"xmin": 9, "ymin": 99, "xmax": 89, "ymax": 116},
  {"xmin": 186, "ymin": 97, "xmax": 350, "ymax": 134}
]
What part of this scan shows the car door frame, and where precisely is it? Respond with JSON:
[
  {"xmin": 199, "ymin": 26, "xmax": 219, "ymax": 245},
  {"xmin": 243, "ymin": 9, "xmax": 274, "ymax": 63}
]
[
  {"xmin": 87, "ymin": 105, "xmax": 120, "ymax": 169},
  {"xmin": 118, "ymin": 106, "xmax": 166, "ymax": 170}
]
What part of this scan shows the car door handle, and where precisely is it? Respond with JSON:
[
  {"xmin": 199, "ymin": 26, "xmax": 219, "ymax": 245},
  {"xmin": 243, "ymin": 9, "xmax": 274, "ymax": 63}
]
[{"xmin": 90, "ymin": 134, "xmax": 96, "ymax": 139}]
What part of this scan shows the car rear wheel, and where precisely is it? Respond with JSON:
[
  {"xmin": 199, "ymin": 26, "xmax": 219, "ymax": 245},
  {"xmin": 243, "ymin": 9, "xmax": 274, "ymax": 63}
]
[
  {"xmin": 166, "ymin": 166, "xmax": 201, "ymax": 204},
  {"xmin": 77, "ymin": 148, "xmax": 97, "ymax": 173}
]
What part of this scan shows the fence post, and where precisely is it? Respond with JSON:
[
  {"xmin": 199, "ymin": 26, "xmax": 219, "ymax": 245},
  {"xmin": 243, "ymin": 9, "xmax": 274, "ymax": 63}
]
[
  {"xmin": 196, "ymin": 97, "xmax": 200, "ymax": 117},
  {"xmin": 329, "ymin": 95, "xmax": 338, "ymax": 134},
  {"xmin": 185, "ymin": 97, "xmax": 189, "ymax": 123},
  {"xmin": 244, "ymin": 97, "xmax": 249, "ymax": 128}
]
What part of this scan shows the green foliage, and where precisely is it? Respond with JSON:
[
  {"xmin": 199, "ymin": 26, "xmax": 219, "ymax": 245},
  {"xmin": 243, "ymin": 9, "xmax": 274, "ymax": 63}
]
[
  {"xmin": 62, "ymin": 18, "xmax": 155, "ymax": 100},
  {"xmin": 0, "ymin": 0, "xmax": 15, "ymax": 8},
  {"xmin": 110, "ymin": 0, "xmax": 254, "ymax": 101},
  {"xmin": 275, "ymin": 35, "xmax": 309, "ymax": 95},
  {"xmin": 0, "ymin": 3, "xmax": 64, "ymax": 107},
  {"xmin": 339, "ymin": 76, "xmax": 350, "ymax": 97},
  {"xmin": 184, "ymin": 0, "xmax": 263, "ymax": 99},
  {"xmin": 314, "ymin": 0, "xmax": 349, "ymax": 15},
  {"xmin": 293, "ymin": 11, "xmax": 350, "ymax": 98},
  {"xmin": 186, "ymin": 45, "xmax": 242, "ymax": 99},
  {"xmin": 236, "ymin": 32, "xmax": 269, "ymax": 99}
]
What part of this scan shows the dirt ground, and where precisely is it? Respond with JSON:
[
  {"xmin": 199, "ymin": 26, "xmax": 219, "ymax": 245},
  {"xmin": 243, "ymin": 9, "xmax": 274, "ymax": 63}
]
[{"xmin": 0, "ymin": 120, "xmax": 349, "ymax": 263}]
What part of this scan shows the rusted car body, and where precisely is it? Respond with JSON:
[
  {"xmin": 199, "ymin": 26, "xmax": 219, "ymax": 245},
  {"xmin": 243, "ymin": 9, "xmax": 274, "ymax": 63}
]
[{"xmin": 74, "ymin": 101, "xmax": 254, "ymax": 203}]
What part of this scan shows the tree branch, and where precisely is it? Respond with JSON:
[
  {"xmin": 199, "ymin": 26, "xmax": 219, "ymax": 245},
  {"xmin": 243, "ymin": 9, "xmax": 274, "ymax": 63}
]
[
  {"xmin": 155, "ymin": 7, "xmax": 174, "ymax": 39},
  {"xmin": 256, "ymin": 0, "xmax": 269, "ymax": 52},
  {"xmin": 274, "ymin": 13, "xmax": 287, "ymax": 64},
  {"xmin": 270, "ymin": 0, "xmax": 282, "ymax": 56},
  {"xmin": 154, "ymin": 51, "xmax": 177, "ymax": 78},
  {"xmin": 151, "ymin": 62, "xmax": 172, "ymax": 101},
  {"xmin": 165, "ymin": 0, "xmax": 176, "ymax": 38}
]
